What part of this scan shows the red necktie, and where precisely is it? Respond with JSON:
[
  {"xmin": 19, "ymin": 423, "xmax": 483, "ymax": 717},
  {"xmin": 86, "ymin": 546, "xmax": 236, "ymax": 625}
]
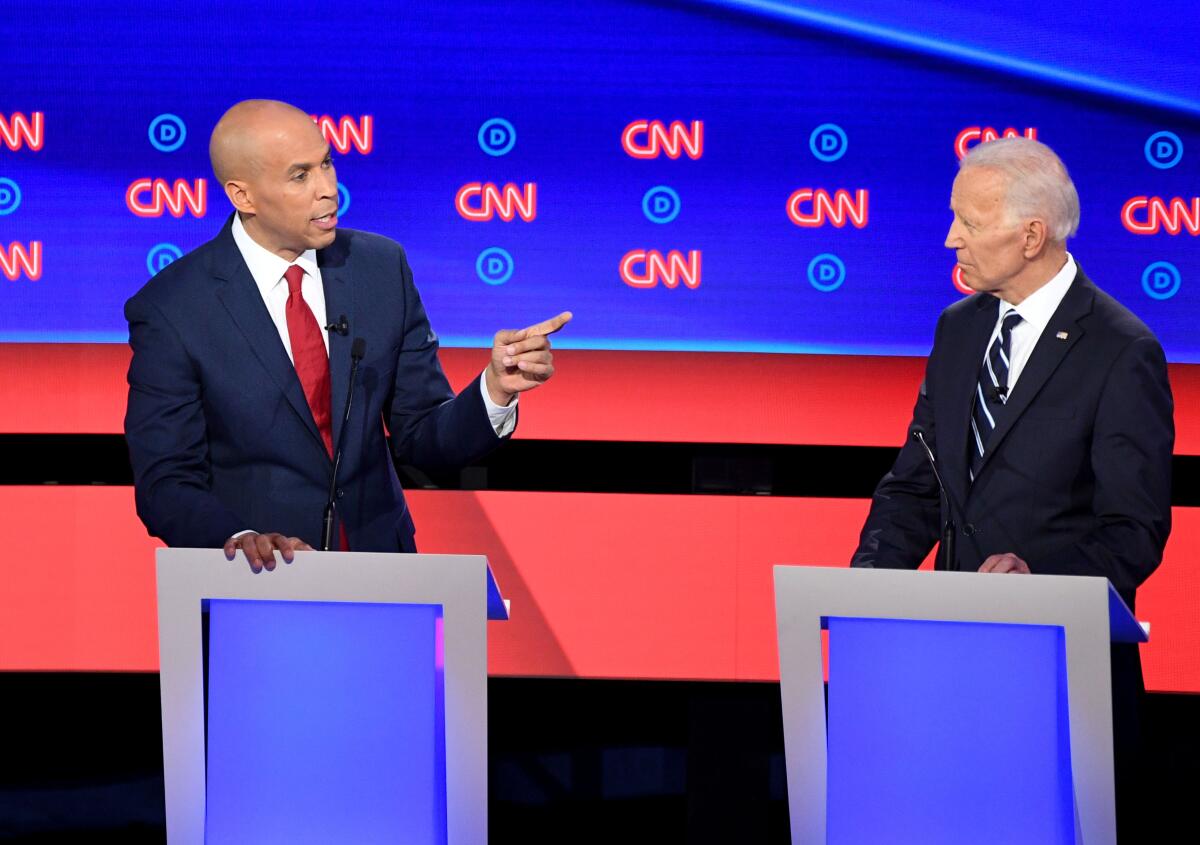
[
  {"xmin": 284, "ymin": 265, "xmax": 334, "ymax": 457},
  {"xmin": 283, "ymin": 266, "xmax": 349, "ymax": 550}
]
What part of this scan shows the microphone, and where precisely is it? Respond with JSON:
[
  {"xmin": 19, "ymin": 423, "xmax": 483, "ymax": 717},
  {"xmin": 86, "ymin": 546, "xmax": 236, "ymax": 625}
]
[
  {"xmin": 910, "ymin": 426, "xmax": 989, "ymax": 571},
  {"xmin": 325, "ymin": 315, "xmax": 350, "ymax": 336},
  {"xmin": 322, "ymin": 337, "xmax": 367, "ymax": 551},
  {"xmin": 988, "ymin": 384, "xmax": 1008, "ymax": 403},
  {"xmin": 911, "ymin": 426, "xmax": 957, "ymax": 571}
]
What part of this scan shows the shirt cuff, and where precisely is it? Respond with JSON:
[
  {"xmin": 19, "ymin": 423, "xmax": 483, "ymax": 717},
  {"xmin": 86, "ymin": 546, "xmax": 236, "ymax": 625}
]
[{"xmin": 479, "ymin": 371, "xmax": 518, "ymax": 438}]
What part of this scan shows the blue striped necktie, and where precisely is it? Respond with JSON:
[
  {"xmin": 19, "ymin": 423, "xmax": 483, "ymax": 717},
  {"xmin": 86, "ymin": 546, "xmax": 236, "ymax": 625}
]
[{"xmin": 970, "ymin": 310, "xmax": 1023, "ymax": 481}]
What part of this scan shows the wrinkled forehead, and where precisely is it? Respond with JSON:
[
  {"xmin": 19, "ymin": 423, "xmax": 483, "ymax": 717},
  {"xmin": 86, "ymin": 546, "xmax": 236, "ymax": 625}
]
[{"xmin": 951, "ymin": 166, "xmax": 1009, "ymax": 210}]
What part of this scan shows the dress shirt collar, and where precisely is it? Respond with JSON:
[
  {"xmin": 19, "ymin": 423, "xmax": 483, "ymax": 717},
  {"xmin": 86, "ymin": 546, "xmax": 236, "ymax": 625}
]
[
  {"xmin": 1001, "ymin": 252, "xmax": 1077, "ymax": 333},
  {"xmin": 231, "ymin": 213, "xmax": 320, "ymax": 294}
]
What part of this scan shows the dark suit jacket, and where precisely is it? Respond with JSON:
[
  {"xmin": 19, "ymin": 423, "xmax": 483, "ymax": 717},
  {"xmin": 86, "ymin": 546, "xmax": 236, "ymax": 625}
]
[
  {"xmin": 852, "ymin": 267, "xmax": 1174, "ymax": 611},
  {"xmin": 125, "ymin": 215, "xmax": 503, "ymax": 552}
]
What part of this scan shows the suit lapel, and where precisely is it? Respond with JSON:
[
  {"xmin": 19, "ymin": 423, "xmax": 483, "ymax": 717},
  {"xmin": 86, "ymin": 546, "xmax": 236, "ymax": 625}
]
[
  {"xmin": 973, "ymin": 271, "xmax": 1093, "ymax": 478},
  {"xmin": 944, "ymin": 295, "xmax": 999, "ymax": 496},
  {"xmin": 320, "ymin": 236, "xmax": 356, "ymax": 454},
  {"xmin": 210, "ymin": 219, "xmax": 328, "ymax": 457}
]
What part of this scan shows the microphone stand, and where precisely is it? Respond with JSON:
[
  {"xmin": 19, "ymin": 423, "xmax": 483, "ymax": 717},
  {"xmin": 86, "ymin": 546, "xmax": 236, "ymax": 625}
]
[
  {"xmin": 911, "ymin": 426, "xmax": 957, "ymax": 571},
  {"xmin": 322, "ymin": 337, "xmax": 366, "ymax": 551}
]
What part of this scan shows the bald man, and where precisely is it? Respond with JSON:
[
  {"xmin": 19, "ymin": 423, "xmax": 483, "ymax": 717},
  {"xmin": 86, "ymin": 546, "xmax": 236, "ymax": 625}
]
[{"xmin": 125, "ymin": 100, "xmax": 570, "ymax": 570}]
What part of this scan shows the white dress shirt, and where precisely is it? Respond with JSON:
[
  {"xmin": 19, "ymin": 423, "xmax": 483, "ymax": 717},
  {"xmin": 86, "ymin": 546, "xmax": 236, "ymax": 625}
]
[
  {"xmin": 985, "ymin": 253, "xmax": 1077, "ymax": 393},
  {"xmin": 230, "ymin": 214, "xmax": 516, "ymax": 437},
  {"xmin": 232, "ymin": 213, "xmax": 328, "ymax": 358}
]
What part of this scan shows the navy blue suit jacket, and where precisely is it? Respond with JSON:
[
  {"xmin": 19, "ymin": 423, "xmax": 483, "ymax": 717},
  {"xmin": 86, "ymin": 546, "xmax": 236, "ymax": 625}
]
[
  {"xmin": 125, "ymin": 215, "xmax": 503, "ymax": 552},
  {"xmin": 852, "ymin": 268, "xmax": 1174, "ymax": 610}
]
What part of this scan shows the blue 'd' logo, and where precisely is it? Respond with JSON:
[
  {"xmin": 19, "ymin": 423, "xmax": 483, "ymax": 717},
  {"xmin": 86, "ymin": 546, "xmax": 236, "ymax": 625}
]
[
  {"xmin": 476, "ymin": 247, "xmax": 514, "ymax": 285},
  {"xmin": 337, "ymin": 183, "xmax": 351, "ymax": 217},
  {"xmin": 148, "ymin": 114, "xmax": 187, "ymax": 152},
  {"xmin": 809, "ymin": 123, "xmax": 848, "ymax": 162},
  {"xmin": 0, "ymin": 177, "xmax": 21, "ymax": 215},
  {"xmin": 478, "ymin": 118, "xmax": 516, "ymax": 157},
  {"xmin": 642, "ymin": 185, "xmax": 681, "ymax": 224},
  {"xmin": 807, "ymin": 253, "xmax": 846, "ymax": 292},
  {"xmin": 147, "ymin": 242, "xmax": 183, "ymax": 276},
  {"xmin": 1144, "ymin": 131, "xmax": 1183, "ymax": 170},
  {"xmin": 1142, "ymin": 261, "xmax": 1181, "ymax": 300}
]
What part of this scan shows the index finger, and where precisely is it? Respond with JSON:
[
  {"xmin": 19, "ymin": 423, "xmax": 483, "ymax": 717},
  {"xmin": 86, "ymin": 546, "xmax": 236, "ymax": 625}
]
[{"xmin": 521, "ymin": 311, "xmax": 573, "ymax": 338}]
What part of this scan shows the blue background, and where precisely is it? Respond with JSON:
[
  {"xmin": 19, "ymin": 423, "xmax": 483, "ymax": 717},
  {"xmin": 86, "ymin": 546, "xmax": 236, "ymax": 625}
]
[{"xmin": 2, "ymin": 0, "xmax": 1197, "ymax": 358}]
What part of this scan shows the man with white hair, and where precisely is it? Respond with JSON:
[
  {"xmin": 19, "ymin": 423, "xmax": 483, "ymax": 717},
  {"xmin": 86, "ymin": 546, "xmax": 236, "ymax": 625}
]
[{"xmin": 851, "ymin": 137, "xmax": 1173, "ymax": 835}]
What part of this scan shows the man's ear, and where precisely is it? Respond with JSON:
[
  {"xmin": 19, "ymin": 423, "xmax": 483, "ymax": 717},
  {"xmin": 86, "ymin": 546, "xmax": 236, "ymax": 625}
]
[
  {"xmin": 224, "ymin": 180, "xmax": 254, "ymax": 215},
  {"xmin": 1022, "ymin": 217, "xmax": 1049, "ymax": 258}
]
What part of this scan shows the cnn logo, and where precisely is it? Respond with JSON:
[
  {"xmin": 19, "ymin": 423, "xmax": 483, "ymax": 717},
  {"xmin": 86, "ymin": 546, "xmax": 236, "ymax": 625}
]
[
  {"xmin": 455, "ymin": 183, "xmax": 537, "ymax": 222},
  {"xmin": 622, "ymin": 120, "xmax": 703, "ymax": 160},
  {"xmin": 1, "ymin": 242, "xmax": 42, "ymax": 281},
  {"xmin": 619, "ymin": 250, "xmax": 701, "ymax": 289},
  {"xmin": 786, "ymin": 189, "xmax": 869, "ymax": 229},
  {"xmin": 311, "ymin": 114, "xmax": 373, "ymax": 154},
  {"xmin": 955, "ymin": 126, "xmax": 1037, "ymax": 159},
  {"xmin": 1122, "ymin": 196, "xmax": 1200, "ymax": 236},
  {"xmin": 0, "ymin": 112, "xmax": 43, "ymax": 151},
  {"xmin": 126, "ymin": 179, "xmax": 207, "ymax": 218}
]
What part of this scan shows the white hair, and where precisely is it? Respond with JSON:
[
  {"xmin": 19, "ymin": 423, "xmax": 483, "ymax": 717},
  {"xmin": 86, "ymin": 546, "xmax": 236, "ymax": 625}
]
[{"xmin": 959, "ymin": 137, "xmax": 1080, "ymax": 241}]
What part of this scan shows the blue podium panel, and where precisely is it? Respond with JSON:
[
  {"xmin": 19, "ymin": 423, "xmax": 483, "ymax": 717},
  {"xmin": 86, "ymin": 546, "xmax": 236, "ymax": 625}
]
[
  {"xmin": 825, "ymin": 617, "xmax": 1074, "ymax": 845},
  {"xmin": 205, "ymin": 599, "xmax": 446, "ymax": 845}
]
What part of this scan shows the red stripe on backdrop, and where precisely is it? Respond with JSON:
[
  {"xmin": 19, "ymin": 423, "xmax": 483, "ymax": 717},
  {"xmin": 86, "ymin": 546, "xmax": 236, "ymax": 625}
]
[
  {"xmin": 0, "ymin": 487, "xmax": 165, "ymax": 671},
  {"xmin": 1, "ymin": 486, "xmax": 1197, "ymax": 693},
  {"xmin": 2, "ymin": 344, "xmax": 1198, "ymax": 453}
]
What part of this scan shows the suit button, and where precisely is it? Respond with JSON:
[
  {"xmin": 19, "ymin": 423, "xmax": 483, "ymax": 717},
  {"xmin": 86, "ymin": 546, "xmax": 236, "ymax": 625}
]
[
  {"xmin": 962, "ymin": 524, "xmax": 976, "ymax": 537},
  {"xmin": 337, "ymin": 489, "xmax": 345, "ymax": 499}
]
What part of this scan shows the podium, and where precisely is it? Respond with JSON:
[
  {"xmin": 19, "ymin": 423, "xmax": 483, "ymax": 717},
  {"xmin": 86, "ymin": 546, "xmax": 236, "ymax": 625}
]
[
  {"xmin": 156, "ymin": 548, "xmax": 508, "ymax": 845},
  {"xmin": 774, "ymin": 566, "xmax": 1147, "ymax": 845}
]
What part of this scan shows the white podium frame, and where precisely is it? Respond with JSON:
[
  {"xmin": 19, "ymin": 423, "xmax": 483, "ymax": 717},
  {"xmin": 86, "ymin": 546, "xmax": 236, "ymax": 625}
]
[
  {"xmin": 156, "ymin": 548, "xmax": 501, "ymax": 845},
  {"xmin": 774, "ymin": 566, "xmax": 1145, "ymax": 845}
]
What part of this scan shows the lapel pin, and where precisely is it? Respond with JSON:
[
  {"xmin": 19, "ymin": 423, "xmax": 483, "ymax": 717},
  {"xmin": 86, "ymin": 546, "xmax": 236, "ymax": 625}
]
[{"xmin": 1056, "ymin": 331, "xmax": 1069, "ymax": 340}]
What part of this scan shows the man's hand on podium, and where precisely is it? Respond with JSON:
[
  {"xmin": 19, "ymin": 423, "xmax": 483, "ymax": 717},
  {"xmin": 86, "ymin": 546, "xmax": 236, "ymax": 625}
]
[
  {"xmin": 979, "ymin": 553, "xmax": 1031, "ymax": 574},
  {"xmin": 223, "ymin": 532, "xmax": 312, "ymax": 573}
]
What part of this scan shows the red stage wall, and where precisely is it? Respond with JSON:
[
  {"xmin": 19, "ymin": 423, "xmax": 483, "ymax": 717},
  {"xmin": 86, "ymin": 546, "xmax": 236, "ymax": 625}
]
[
  {"xmin": 2, "ymin": 486, "xmax": 1197, "ymax": 693},
  {"xmin": 2, "ymin": 344, "xmax": 1199, "ymax": 452}
]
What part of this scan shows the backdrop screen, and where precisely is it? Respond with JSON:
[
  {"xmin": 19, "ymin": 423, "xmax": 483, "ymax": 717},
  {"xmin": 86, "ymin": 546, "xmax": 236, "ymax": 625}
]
[{"xmin": 3, "ymin": 0, "xmax": 1198, "ymax": 357}]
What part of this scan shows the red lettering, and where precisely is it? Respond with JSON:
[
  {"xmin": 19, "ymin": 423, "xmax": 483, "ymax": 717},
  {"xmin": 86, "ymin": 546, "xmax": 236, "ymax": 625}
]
[
  {"xmin": 787, "ymin": 189, "xmax": 869, "ymax": 229},
  {"xmin": 619, "ymin": 250, "xmax": 702, "ymax": 289},
  {"xmin": 954, "ymin": 126, "xmax": 1037, "ymax": 159},
  {"xmin": 0, "ymin": 112, "xmax": 44, "ymax": 151},
  {"xmin": 455, "ymin": 182, "xmax": 537, "ymax": 222},
  {"xmin": 126, "ymin": 179, "xmax": 207, "ymax": 218},
  {"xmin": 0, "ymin": 242, "xmax": 42, "ymax": 281},
  {"xmin": 1122, "ymin": 196, "xmax": 1200, "ymax": 235},
  {"xmin": 621, "ymin": 120, "xmax": 704, "ymax": 160},
  {"xmin": 312, "ymin": 115, "xmax": 373, "ymax": 154}
]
